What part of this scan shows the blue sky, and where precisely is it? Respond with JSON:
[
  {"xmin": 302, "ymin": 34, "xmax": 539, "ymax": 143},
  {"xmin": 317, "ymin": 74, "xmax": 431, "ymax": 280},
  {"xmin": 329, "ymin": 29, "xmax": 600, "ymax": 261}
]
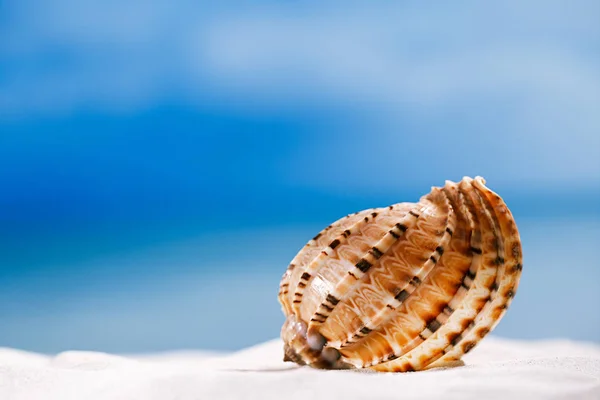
[
  {"xmin": 2, "ymin": 1, "xmax": 599, "ymax": 190},
  {"xmin": 0, "ymin": 1, "xmax": 599, "ymax": 352}
]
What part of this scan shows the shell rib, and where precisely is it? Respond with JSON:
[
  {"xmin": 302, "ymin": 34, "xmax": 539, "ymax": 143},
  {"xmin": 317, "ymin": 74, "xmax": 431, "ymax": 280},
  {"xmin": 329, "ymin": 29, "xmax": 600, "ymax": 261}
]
[{"xmin": 278, "ymin": 177, "xmax": 523, "ymax": 372}]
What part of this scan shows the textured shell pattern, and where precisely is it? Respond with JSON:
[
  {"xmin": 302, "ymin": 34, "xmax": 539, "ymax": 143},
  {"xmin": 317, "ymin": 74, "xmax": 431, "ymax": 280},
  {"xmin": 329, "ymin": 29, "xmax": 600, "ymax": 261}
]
[{"xmin": 278, "ymin": 177, "xmax": 523, "ymax": 372}]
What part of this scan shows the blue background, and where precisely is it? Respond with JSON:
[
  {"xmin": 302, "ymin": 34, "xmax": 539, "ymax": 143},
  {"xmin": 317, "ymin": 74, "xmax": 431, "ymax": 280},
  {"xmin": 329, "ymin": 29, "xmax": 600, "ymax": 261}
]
[{"xmin": 1, "ymin": 1, "xmax": 599, "ymax": 353}]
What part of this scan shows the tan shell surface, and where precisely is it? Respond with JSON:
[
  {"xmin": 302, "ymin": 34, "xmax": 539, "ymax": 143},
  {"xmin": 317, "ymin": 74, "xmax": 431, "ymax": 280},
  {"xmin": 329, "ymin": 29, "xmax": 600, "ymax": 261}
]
[{"xmin": 278, "ymin": 177, "xmax": 523, "ymax": 372}]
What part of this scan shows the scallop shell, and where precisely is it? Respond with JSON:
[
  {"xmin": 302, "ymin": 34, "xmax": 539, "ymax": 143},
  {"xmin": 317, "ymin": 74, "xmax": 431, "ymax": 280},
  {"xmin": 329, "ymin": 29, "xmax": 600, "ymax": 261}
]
[{"xmin": 278, "ymin": 176, "xmax": 523, "ymax": 372}]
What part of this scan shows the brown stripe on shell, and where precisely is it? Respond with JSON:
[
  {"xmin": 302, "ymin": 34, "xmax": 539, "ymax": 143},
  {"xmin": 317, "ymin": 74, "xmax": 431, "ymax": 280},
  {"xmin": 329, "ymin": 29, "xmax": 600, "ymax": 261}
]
[
  {"xmin": 434, "ymin": 177, "xmax": 523, "ymax": 364},
  {"xmin": 368, "ymin": 177, "xmax": 501, "ymax": 371},
  {"xmin": 278, "ymin": 263, "xmax": 296, "ymax": 315},
  {"xmin": 306, "ymin": 205, "xmax": 424, "ymax": 339},
  {"xmin": 425, "ymin": 176, "xmax": 517, "ymax": 369},
  {"xmin": 336, "ymin": 191, "xmax": 457, "ymax": 352},
  {"xmin": 289, "ymin": 209, "xmax": 376, "ymax": 316},
  {"xmin": 343, "ymin": 183, "xmax": 473, "ymax": 366},
  {"xmin": 278, "ymin": 209, "xmax": 373, "ymax": 317},
  {"xmin": 331, "ymin": 189, "xmax": 458, "ymax": 362}
]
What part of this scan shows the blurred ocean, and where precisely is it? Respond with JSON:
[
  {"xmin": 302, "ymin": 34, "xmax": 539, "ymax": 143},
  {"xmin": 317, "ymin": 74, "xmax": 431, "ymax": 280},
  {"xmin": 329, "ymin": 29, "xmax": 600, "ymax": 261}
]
[{"xmin": 1, "ymin": 1, "xmax": 599, "ymax": 352}]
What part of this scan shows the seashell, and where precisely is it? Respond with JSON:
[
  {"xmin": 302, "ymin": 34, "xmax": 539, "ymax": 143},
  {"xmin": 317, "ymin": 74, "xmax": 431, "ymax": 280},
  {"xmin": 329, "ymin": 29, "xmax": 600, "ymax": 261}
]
[{"xmin": 278, "ymin": 176, "xmax": 523, "ymax": 372}]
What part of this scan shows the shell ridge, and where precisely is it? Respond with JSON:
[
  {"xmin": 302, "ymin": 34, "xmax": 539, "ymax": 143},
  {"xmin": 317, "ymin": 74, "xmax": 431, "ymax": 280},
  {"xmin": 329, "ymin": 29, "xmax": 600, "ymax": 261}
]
[
  {"xmin": 371, "ymin": 177, "xmax": 502, "ymax": 371},
  {"xmin": 280, "ymin": 209, "xmax": 372, "ymax": 318},
  {"xmin": 437, "ymin": 177, "xmax": 522, "ymax": 361},
  {"xmin": 363, "ymin": 181, "xmax": 478, "ymax": 367},
  {"xmin": 307, "ymin": 204, "xmax": 423, "ymax": 343},
  {"xmin": 424, "ymin": 178, "xmax": 507, "ymax": 366},
  {"xmin": 336, "ymin": 190, "xmax": 457, "ymax": 358},
  {"xmin": 472, "ymin": 177, "xmax": 523, "ymax": 296},
  {"xmin": 291, "ymin": 211, "xmax": 376, "ymax": 317}
]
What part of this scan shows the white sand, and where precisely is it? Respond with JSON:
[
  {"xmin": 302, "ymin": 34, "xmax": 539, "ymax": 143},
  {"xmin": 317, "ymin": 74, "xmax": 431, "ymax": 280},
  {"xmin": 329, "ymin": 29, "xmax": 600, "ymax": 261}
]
[{"xmin": 1, "ymin": 337, "xmax": 599, "ymax": 400}]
